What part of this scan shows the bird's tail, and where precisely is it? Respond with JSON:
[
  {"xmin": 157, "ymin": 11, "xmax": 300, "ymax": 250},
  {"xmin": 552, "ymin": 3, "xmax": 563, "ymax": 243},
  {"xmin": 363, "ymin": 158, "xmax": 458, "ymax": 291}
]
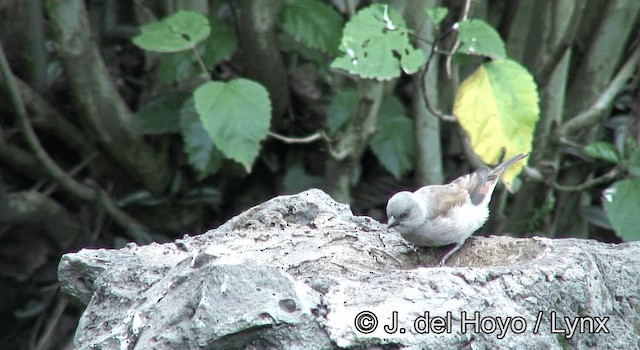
[{"xmin": 487, "ymin": 153, "xmax": 528, "ymax": 182}]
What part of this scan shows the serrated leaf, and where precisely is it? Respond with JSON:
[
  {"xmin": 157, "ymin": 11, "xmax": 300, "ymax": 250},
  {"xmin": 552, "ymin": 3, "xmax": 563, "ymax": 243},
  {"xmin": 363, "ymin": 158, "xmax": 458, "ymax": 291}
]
[
  {"xmin": 602, "ymin": 179, "xmax": 640, "ymax": 241},
  {"xmin": 453, "ymin": 59, "xmax": 539, "ymax": 186},
  {"xmin": 370, "ymin": 96, "xmax": 413, "ymax": 179},
  {"xmin": 133, "ymin": 11, "xmax": 211, "ymax": 52},
  {"xmin": 135, "ymin": 92, "xmax": 191, "ymax": 134},
  {"xmin": 331, "ymin": 4, "xmax": 426, "ymax": 80},
  {"xmin": 279, "ymin": 0, "xmax": 344, "ymax": 54},
  {"xmin": 584, "ymin": 141, "xmax": 621, "ymax": 164},
  {"xmin": 427, "ymin": 7, "xmax": 448, "ymax": 26},
  {"xmin": 203, "ymin": 17, "xmax": 238, "ymax": 69},
  {"xmin": 326, "ymin": 89, "xmax": 358, "ymax": 136},
  {"xmin": 456, "ymin": 19, "xmax": 506, "ymax": 60},
  {"xmin": 180, "ymin": 98, "xmax": 223, "ymax": 179},
  {"xmin": 193, "ymin": 79, "xmax": 271, "ymax": 172}
]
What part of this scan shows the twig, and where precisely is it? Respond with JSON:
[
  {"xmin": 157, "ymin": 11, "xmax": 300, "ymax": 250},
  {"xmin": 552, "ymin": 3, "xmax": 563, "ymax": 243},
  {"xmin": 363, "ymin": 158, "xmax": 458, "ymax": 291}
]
[
  {"xmin": 0, "ymin": 43, "xmax": 95, "ymax": 201},
  {"xmin": 345, "ymin": 0, "xmax": 356, "ymax": 18},
  {"xmin": 420, "ymin": 24, "xmax": 458, "ymax": 122},
  {"xmin": 558, "ymin": 45, "xmax": 640, "ymax": 138},
  {"xmin": 267, "ymin": 131, "xmax": 329, "ymax": 144},
  {"xmin": 553, "ymin": 165, "xmax": 624, "ymax": 192},
  {"xmin": 42, "ymin": 153, "xmax": 98, "ymax": 196},
  {"xmin": 0, "ymin": 42, "xmax": 149, "ymax": 240},
  {"xmin": 191, "ymin": 46, "xmax": 209, "ymax": 79},
  {"xmin": 34, "ymin": 295, "xmax": 68, "ymax": 350},
  {"xmin": 445, "ymin": 0, "xmax": 473, "ymax": 78}
]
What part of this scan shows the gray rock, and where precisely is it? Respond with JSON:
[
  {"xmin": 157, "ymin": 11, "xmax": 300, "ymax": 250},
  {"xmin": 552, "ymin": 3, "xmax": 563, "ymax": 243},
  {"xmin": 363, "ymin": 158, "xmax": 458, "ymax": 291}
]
[{"xmin": 58, "ymin": 189, "xmax": 640, "ymax": 349}]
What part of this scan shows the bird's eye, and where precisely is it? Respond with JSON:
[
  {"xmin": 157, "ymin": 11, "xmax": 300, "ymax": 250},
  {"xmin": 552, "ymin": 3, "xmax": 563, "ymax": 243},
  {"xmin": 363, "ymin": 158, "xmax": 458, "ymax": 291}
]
[{"xmin": 399, "ymin": 212, "xmax": 408, "ymax": 219}]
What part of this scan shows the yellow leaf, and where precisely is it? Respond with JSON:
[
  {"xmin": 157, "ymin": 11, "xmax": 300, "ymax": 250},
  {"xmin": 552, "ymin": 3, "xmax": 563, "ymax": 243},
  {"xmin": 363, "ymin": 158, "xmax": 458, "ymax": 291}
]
[{"xmin": 453, "ymin": 59, "xmax": 539, "ymax": 187}]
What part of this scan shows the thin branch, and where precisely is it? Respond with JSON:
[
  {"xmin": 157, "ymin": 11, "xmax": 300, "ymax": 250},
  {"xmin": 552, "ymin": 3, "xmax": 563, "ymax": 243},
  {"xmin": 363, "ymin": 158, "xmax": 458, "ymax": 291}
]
[
  {"xmin": 42, "ymin": 153, "xmax": 98, "ymax": 196},
  {"xmin": 445, "ymin": 0, "xmax": 472, "ymax": 78},
  {"xmin": 420, "ymin": 24, "xmax": 458, "ymax": 123},
  {"xmin": 558, "ymin": 45, "xmax": 640, "ymax": 138},
  {"xmin": 0, "ymin": 42, "xmax": 148, "ymax": 239},
  {"xmin": 191, "ymin": 46, "xmax": 209, "ymax": 79},
  {"xmin": 553, "ymin": 165, "xmax": 624, "ymax": 192},
  {"xmin": 34, "ymin": 296, "xmax": 68, "ymax": 350},
  {"xmin": 267, "ymin": 131, "xmax": 329, "ymax": 144},
  {"xmin": 0, "ymin": 43, "xmax": 95, "ymax": 201}
]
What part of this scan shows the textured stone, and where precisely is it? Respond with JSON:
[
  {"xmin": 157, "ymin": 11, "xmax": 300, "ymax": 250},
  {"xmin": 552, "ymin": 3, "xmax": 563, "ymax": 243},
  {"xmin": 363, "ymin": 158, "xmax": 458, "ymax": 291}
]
[{"xmin": 58, "ymin": 189, "xmax": 640, "ymax": 349}]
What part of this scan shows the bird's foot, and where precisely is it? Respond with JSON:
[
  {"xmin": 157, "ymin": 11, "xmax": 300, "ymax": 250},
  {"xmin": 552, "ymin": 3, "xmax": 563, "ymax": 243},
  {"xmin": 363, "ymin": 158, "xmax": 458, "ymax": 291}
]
[{"xmin": 434, "ymin": 243, "xmax": 462, "ymax": 267}]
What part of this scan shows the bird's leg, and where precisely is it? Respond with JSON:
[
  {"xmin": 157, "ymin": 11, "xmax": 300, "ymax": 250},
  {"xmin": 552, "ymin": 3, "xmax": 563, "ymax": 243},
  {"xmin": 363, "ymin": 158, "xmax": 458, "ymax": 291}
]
[{"xmin": 436, "ymin": 243, "xmax": 462, "ymax": 267}]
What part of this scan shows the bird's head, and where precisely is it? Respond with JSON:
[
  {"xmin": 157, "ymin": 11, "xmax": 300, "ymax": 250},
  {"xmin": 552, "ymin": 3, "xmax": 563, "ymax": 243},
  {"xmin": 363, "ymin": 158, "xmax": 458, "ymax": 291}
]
[{"xmin": 386, "ymin": 191, "xmax": 424, "ymax": 233}]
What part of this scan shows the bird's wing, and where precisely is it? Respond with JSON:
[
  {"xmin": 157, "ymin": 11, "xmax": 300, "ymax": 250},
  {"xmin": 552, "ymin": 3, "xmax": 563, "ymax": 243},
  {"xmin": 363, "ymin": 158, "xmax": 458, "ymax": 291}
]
[
  {"xmin": 415, "ymin": 185, "xmax": 470, "ymax": 221},
  {"xmin": 451, "ymin": 170, "xmax": 489, "ymax": 205}
]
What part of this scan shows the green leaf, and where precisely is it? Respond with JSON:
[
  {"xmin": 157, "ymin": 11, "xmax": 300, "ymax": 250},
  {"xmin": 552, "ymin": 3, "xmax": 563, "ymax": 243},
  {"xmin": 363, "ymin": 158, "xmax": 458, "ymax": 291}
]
[
  {"xmin": 603, "ymin": 179, "xmax": 640, "ymax": 241},
  {"xmin": 135, "ymin": 92, "xmax": 191, "ymax": 134},
  {"xmin": 331, "ymin": 4, "xmax": 426, "ymax": 80},
  {"xmin": 278, "ymin": 34, "xmax": 329, "ymax": 70},
  {"xmin": 326, "ymin": 89, "xmax": 358, "ymax": 136},
  {"xmin": 203, "ymin": 17, "xmax": 238, "ymax": 69},
  {"xmin": 158, "ymin": 51, "xmax": 196, "ymax": 82},
  {"xmin": 180, "ymin": 98, "xmax": 223, "ymax": 179},
  {"xmin": 578, "ymin": 206, "xmax": 612, "ymax": 230},
  {"xmin": 193, "ymin": 79, "xmax": 271, "ymax": 172},
  {"xmin": 370, "ymin": 96, "xmax": 413, "ymax": 179},
  {"xmin": 456, "ymin": 19, "xmax": 506, "ymax": 60},
  {"xmin": 378, "ymin": 94, "xmax": 405, "ymax": 121},
  {"xmin": 453, "ymin": 59, "xmax": 539, "ymax": 186},
  {"xmin": 279, "ymin": 0, "xmax": 344, "ymax": 54},
  {"xmin": 370, "ymin": 118, "xmax": 414, "ymax": 179},
  {"xmin": 629, "ymin": 148, "xmax": 640, "ymax": 177},
  {"xmin": 117, "ymin": 190, "xmax": 168, "ymax": 207},
  {"xmin": 133, "ymin": 11, "xmax": 210, "ymax": 52},
  {"xmin": 282, "ymin": 161, "xmax": 324, "ymax": 194},
  {"xmin": 583, "ymin": 141, "xmax": 621, "ymax": 164},
  {"xmin": 427, "ymin": 7, "xmax": 448, "ymax": 26}
]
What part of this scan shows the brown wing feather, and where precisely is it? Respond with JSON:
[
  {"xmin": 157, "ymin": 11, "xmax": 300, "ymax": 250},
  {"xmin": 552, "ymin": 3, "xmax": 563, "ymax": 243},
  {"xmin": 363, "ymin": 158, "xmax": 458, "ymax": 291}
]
[{"xmin": 415, "ymin": 185, "xmax": 470, "ymax": 221}]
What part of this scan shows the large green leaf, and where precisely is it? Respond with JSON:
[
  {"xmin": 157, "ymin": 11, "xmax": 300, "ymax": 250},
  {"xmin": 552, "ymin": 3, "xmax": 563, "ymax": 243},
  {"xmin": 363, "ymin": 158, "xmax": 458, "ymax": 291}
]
[
  {"xmin": 135, "ymin": 92, "xmax": 191, "ymax": 134},
  {"xmin": 370, "ymin": 96, "xmax": 413, "ymax": 179},
  {"xmin": 180, "ymin": 98, "xmax": 223, "ymax": 179},
  {"xmin": 203, "ymin": 17, "xmax": 238, "ymax": 69},
  {"xmin": 133, "ymin": 11, "xmax": 210, "ymax": 52},
  {"xmin": 326, "ymin": 89, "xmax": 358, "ymax": 136},
  {"xmin": 457, "ymin": 19, "xmax": 506, "ymax": 60},
  {"xmin": 193, "ymin": 79, "xmax": 271, "ymax": 172},
  {"xmin": 279, "ymin": 0, "xmax": 343, "ymax": 54},
  {"xmin": 453, "ymin": 59, "xmax": 539, "ymax": 186},
  {"xmin": 331, "ymin": 4, "xmax": 425, "ymax": 80},
  {"xmin": 603, "ymin": 179, "xmax": 640, "ymax": 241}
]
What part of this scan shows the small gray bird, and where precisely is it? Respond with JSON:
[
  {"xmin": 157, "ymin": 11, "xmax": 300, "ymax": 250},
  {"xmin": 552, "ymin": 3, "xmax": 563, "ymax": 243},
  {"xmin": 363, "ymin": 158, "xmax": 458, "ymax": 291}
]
[{"xmin": 386, "ymin": 154, "xmax": 527, "ymax": 267}]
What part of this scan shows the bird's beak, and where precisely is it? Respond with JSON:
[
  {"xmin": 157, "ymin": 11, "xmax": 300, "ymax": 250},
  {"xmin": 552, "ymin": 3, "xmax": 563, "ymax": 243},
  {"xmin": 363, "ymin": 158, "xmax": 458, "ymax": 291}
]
[{"xmin": 387, "ymin": 216, "xmax": 398, "ymax": 228}]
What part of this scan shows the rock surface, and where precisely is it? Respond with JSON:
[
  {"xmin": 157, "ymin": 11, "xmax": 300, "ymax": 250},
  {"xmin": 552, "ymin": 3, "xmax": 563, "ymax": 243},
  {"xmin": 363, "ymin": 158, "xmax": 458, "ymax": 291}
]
[{"xmin": 58, "ymin": 189, "xmax": 640, "ymax": 349}]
